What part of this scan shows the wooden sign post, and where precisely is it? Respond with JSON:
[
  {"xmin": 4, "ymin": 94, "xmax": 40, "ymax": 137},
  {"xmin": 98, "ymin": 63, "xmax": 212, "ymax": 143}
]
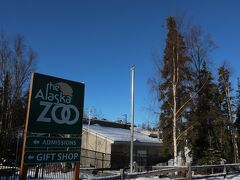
[
  {"xmin": 73, "ymin": 162, "xmax": 80, "ymax": 180},
  {"xmin": 20, "ymin": 74, "xmax": 34, "ymax": 180}
]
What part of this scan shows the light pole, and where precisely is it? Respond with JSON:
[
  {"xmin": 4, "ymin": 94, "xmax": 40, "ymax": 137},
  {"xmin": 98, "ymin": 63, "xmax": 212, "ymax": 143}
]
[{"xmin": 130, "ymin": 65, "xmax": 135, "ymax": 173}]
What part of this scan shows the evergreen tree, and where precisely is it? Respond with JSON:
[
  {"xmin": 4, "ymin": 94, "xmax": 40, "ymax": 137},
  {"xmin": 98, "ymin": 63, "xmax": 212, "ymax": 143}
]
[
  {"xmin": 218, "ymin": 66, "xmax": 235, "ymax": 162},
  {"xmin": 235, "ymin": 78, "xmax": 240, "ymax": 129},
  {"xmin": 189, "ymin": 62, "xmax": 222, "ymax": 165},
  {"xmin": 218, "ymin": 65, "xmax": 238, "ymax": 162},
  {"xmin": 235, "ymin": 78, "xmax": 240, "ymax": 158}
]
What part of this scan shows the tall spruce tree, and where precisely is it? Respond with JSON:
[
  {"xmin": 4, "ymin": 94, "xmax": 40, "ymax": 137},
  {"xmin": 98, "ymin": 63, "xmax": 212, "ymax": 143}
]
[
  {"xmin": 217, "ymin": 65, "xmax": 233, "ymax": 162},
  {"xmin": 235, "ymin": 78, "xmax": 240, "ymax": 158},
  {"xmin": 235, "ymin": 78, "xmax": 240, "ymax": 124},
  {"xmin": 189, "ymin": 62, "xmax": 222, "ymax": 165},
  {"xmin": 218, "ymin": 65, "xmax": 238, "ymax": 163},
  {"xmin": 159, "ymin": 16, "xmax": 191, "ymax": 165}
]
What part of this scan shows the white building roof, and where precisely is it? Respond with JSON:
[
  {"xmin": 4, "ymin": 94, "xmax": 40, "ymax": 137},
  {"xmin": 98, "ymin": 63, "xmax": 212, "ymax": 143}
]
[{"xmin": 83, "ymin": 124, "xmax": 161, "ymax": 146}]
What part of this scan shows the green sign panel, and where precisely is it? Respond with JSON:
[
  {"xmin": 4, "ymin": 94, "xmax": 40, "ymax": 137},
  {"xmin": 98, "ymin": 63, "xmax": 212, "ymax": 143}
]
[
  {"xmin": 24, "ymin": 151, "xmax": 80, "ymax": 164},
  {"xmin": 27, "ymin": 73, "xmax": 84, "ymax": 134},
  {"xmin": 26, "ymin": 137, "xmax": 81, "ymax": 148}
]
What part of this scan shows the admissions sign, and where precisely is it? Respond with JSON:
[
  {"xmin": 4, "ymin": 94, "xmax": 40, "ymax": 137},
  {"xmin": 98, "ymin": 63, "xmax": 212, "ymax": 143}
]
[
  {"xmin": 27, "ymin": 73, "xmax": 84, "ymax": 134},
  {"xmin": 26, "ymin": 137, "xmax": 81, "ymax": 148}
]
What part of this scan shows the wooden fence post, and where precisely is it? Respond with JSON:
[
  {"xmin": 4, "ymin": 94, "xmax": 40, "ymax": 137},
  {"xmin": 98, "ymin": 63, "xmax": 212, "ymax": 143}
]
[
  {"xmin": 187, "ymin": 163, "xmax": 192, "ymax": 180},
  {"xmin": 120, "ymin": 169, "xmax": 125, "ymax": 180},
  {"xmin": 223, "ymin": 164, "xmax": 227, "ymax": 180}
]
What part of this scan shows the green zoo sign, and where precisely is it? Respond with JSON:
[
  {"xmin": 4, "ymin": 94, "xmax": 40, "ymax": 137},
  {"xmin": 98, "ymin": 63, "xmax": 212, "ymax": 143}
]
[{"xmin": 27, "ymin": 73, "xmax": 84, "ymax": 134}]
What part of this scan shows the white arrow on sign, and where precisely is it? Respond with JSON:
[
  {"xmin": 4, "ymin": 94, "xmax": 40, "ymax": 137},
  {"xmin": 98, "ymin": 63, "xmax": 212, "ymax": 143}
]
[
  {"xmin": 28, "ymin": 155, "xmax": 34, "ymax": 160},
  {"xmin": 33, "ymin": 139, "xmax": 40, "ymax": 145}
]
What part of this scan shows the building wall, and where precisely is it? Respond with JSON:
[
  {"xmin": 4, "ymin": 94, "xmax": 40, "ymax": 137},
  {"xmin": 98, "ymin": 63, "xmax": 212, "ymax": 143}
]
[
  {"xmin": 111, "ymin": 144, "xmax": 161, "ymax": 169},
  {"xmin": 82, "ymin": 130, "xmax": 112, "ymax": 154},
  {"xmin": 111, "ymin": 144, "xmax": 130, "ymax": 169},
  {"xmin": 81, "ymin": 130, "xmax": 111, "ymax": 168},
  {"xmin": 81, "ymin": 130, "xmax": 161, "ymax": 169}
]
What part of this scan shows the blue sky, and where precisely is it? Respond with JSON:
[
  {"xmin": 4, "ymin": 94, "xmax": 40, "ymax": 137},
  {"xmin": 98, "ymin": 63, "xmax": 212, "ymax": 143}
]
[{"xmin": 1, "ymin": 0, "xmax": 240, "ymax": 126}]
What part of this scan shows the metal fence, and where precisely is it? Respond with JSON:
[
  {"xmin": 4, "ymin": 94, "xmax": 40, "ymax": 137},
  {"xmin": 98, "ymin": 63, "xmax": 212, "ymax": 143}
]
[
  {"xmin": 1, "ymin": 163, "xmax": 75, "ymax": 179},
  {"xmin": 81, "ymin": 149, "xmax": 111, "ymax": 169},
  {"xmin": 0, "ymin": 129, "xmax": 111, "ymax": 179}
]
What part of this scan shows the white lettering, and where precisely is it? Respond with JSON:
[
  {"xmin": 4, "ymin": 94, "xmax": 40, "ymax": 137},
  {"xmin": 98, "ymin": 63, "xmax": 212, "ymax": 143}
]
[
  {"xmin": 40, "ymin": 139, "xmax": 77, "ymax": 146},
  {"xmin": 62, "ymin": 153, "xmax": 68, "ymax": 160},
  {"xmin": 56, "ymin": 153, "xmax": 78, "ymax": 161},
  {"xmin": 54, "ymin": 94, "xmax": 60, "ymax": 103},
  {"xmin": 42, "ymin": 140, "xmax": 46, "ymax": 145},
  {"xmin": 68, "ymin": 153, "xmax": 73, "ymax": 160},
  {"xmin": 66, "ymin": 96, "xmax": 71, "ymax": 104},
  {"xmin": 74, "ymin": 153, "xmax": 78, "ymax": 159},
  {"xmin": 36, "ymin": 101, "xmax": 52, "ymax": 122},
  {"xmin": 35, "ymin": 82, "xmax": 72, "ymax": 104},
  {"xmin": 48, "ymin": 82, "xmax": 60, "ymax": 91},
  {"xmin": 36, "ymin": 154, "xmax": 43, "ymax": 161},
  {"xmin": 36, "ymin": 153, "xmax": 56, "ymax": 161},
  {"xmin": 34, "ymin": 81, "xmax": 80, "ymax": 125},
  {"xmin": 47, "ymin": 93, "xmax": 55, "ymax": 101},
  {"xmin": 57, "ymin": 153, "xmax": 62, "ymax": 160},
  {"xmin": 35, "ymin": 89, "xmax": 44, "ymax": 100},
  {"xmin": 51, "ymin": 104, "xmax": 79, "ymax": 125}
]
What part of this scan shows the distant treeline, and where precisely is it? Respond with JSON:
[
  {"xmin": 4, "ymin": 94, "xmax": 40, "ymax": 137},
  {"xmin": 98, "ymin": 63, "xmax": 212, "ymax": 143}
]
[{"xmin": 0, "ymin": 33, "xmax": 36, "ymax": 132}]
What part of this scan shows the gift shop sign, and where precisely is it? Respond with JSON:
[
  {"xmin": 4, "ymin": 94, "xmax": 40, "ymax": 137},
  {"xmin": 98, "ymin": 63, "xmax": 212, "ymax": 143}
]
[
  {"xmin": 24, "ymin": 151, "xmax": 80, "ymax": 164},
  {"xmin": 27, "ymin": 73, "xmax": 84, "ymax": 134}
]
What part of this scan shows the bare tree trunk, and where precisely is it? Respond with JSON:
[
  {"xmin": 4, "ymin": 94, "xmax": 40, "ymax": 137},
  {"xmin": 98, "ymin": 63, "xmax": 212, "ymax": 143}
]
[
  {"xmin": 1, "ymin": 80, "xmax": 5, "ymax": 131},
  {"xmin": 224, "ymin": 81, "xmax": 238, "ymax": 162},
  {"xmin": 173, "ymin": 83, "xmax": 177, "ymax": 166},
  {"xmin": 0, "ymin": 43, "xmax": 8, "ymax": 131},
  {"xmin": 172, "ymin": 45, "xmax": 178, "ymax": 166}
]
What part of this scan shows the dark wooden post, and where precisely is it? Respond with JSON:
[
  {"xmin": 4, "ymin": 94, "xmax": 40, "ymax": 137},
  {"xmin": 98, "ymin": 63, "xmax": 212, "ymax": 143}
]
[
  {"xmin": 34, "ymin": 165, "xmax": 39, "ymax": 178},
  {"xmin": 41, "ymin": 164, "xmax": 45, "ymax": 178},
  {"xmin": 19, "ymin": 164, "xmax": 27, "ymax": 180}
]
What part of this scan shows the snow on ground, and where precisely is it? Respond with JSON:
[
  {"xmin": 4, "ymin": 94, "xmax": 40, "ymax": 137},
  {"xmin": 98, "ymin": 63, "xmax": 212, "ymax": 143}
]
[
  {"xmin": 135, "ymin": 174, "xmax": 240, "ymax": 179},
  {"xmin": 136, "ymin": 177, "xmax": 170, "ymax": 180},
  {"xmin": 197, "ymin": 173, "xmax": 240, "ymax": 180},
  {"xmin": 2, "ymin": 168, "xmax": 240, "ymax": 179},
  {"xmin": 3, "ymin": 174, "xmax": 240, "ymax": 179}
]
